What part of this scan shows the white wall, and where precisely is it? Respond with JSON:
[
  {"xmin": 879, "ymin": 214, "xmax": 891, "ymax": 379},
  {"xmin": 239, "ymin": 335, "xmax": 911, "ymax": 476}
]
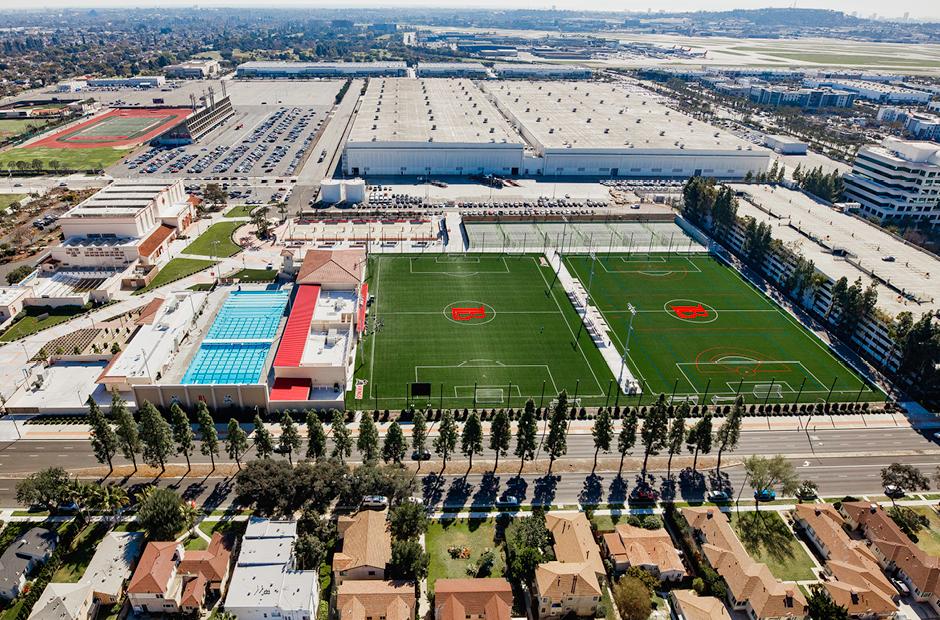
[{"xmin": 344, "ymin": 142, "xmax": 524, "ymax": 176}]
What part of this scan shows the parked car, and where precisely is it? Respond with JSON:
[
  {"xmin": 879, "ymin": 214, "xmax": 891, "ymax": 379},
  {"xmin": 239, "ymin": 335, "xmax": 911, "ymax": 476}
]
[
  {"xmin": 495, "ymin": 496, "xmax": 520, "ymax": 509},
  {"xmin": 753, "ymin": 489, "xmax": 776, "ymax": 502},
  {"xmin": 706, "ymin": 490, "xmax": 730, "ymax": 502},
  {"xmin": 884, "ymin": 485, "xmax": 905, "ymax": 499},
  {"xmin": 411, "ymin": 448, "xmax": 431, "ymax": 461},
  {"xmin": 360, "ymin": 495, "xmax": 388, "ymax": 510},
  {"xmin": 631, "ymin": 487, "xmax": 658, "ymax": 502}
]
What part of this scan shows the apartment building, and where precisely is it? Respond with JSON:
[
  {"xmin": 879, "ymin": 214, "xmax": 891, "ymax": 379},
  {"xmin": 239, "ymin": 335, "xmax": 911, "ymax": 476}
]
[
  {"xmin": 336, "ymin": 580, "xmax": 415, "ymax": 620},
  {"xmin": 333, "ymin": 509, "xmax": 391, "ymax": 585},
  {"xmin": 534, "ymin": 512, "xmax": 604, "ymax": 618},
  {"xmin": 434, "ymin": 578, "xmax": 513, "ymax": 620},
  {"xmin": 602, "ymin": 523, "xmax": 686, "ymax": 581}
]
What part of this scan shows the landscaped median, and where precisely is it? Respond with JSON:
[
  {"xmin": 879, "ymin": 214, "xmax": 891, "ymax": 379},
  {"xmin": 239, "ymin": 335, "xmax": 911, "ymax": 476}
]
[
  {"xmin": 0, "ymin": 304, "xmax": 89, "ymax": 342},
  {"xmin": 183, "ymin": 221, "xmax": 245, "ymax": 258},
  {"xmin": 134, "ymin": 257, "xmax": 216, "ymax": 295}
]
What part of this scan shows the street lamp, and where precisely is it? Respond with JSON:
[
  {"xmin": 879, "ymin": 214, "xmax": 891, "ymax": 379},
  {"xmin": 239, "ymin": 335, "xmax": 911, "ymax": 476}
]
[{"xmin": 618, "ymin": 303, "xmax": 637, "ymax": 390}]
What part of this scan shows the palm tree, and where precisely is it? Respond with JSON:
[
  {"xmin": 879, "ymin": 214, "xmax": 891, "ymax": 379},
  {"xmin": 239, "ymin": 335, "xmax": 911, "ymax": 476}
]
[
  {"xmin": 68, "ymin": 481, "xmax": 100, "ymax": 524},
  {"xmin": 99, "ymin": 485, "xmax": 130, "ymax": 523}
]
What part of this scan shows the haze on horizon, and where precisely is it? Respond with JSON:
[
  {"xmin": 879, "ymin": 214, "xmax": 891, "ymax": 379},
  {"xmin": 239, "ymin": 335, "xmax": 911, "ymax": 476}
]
[{"xmin": 1, "ymin": 0, "xmax": 936, "ymax": 21}]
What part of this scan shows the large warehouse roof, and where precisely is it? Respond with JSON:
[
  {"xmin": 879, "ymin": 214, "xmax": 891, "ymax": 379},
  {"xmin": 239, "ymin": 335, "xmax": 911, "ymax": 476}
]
[
  {"xmin": 484, "ymin": 81, "xmax": 762, "ymax": 154},
  {"xmin": 348, "ymin": 78, "xmax": 522, "ymax": 146}
]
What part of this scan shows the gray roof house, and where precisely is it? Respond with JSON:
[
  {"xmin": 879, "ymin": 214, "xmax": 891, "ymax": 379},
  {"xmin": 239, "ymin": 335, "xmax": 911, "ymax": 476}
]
[{"xmin": 0, "ymin": 527, "xmax": 58, "ymax": 601}]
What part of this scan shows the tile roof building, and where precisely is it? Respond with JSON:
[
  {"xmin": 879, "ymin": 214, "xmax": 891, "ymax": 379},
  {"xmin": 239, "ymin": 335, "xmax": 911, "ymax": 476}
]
[
  {"xmin": 434, "ymin": 578, "xmax": 513, "ymax": 620},
  {"xmin": 682, "ymin": 507, "xmax": 808, "ymax": 619},
  {"xmin": 602, "ymin": 523, "xmax": 686, "ymax": 581},
  {"xmin": 334, "ymin": 509, "xmax": 391, "ymax": 585},
  {"xmin": 793, "ymin": 504, "xmax": 897, "ymax": 618},
  {"xmin": 669, "ymin": 589, "xmax": 733, "ymax": 620},
  {"xmin": 546, "ymin": 513, "xmax": 605, "ymax": 580},
  {"xmin": 296, "ymin": 249, "xmax": 366, "ymax": 289},
  {"xmin": 534, "ymin": 562, "xmax": 602, "ymax": 619},
  {"xmin": 840, "ymin": 501, "xmax": 940, "ymax": 615},
  {"xmin": 337, "ymin": 580, "xmax": 416, "ymax": 620}
]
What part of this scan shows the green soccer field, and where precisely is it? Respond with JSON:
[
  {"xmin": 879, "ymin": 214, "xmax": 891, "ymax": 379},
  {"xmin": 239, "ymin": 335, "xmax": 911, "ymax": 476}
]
[
  {"xmin": 352, "ymin": 254, "xmax": 615, "ymax": 410},
  {"xmin": 563, "ymin": 253, "xmax": 883, "ymax": 405}
]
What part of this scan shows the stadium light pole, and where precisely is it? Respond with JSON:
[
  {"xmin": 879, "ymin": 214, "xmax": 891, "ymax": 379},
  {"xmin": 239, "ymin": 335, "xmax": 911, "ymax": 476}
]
[{"xmin": 617, "ymin": 303, "xmax": 637, "ymax": 393}]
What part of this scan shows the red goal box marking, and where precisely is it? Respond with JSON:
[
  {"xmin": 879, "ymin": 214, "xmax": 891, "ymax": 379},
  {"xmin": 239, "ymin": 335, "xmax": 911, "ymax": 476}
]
[
  {"xmin": 452, "ymin": 306, "xmax": 486, "ymax": 321},
  {"xmin": 671, "ymin": 304, "xmax": 709, "ymax": 320}
]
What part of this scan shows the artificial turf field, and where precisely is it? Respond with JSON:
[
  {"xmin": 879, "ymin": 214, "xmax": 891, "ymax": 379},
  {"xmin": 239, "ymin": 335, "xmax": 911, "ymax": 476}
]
[
  {"xmin": 353, "ymin": 254, "xmax": 614, "ymax": 409},
  {"xmin": 563, "ymin": 253, "xmax": 882, "ymax": 405}
]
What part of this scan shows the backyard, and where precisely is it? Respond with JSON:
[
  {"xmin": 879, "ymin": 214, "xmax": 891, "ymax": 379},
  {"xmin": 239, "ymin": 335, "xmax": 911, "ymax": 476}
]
[
  {"xmin": 426, "ymin": 518, "xmax": 505, "ymax": 590},
  {"xmin": 730, "ymin": 511, "xmax": 817, "ymax": 582},
  {"xmin": 910, "ymin": 507, "xmax": 940, "ymax": 556}
]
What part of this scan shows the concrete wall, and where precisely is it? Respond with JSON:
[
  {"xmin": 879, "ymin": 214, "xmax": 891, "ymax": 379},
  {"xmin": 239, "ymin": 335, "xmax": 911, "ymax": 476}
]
[
  {"xmin": 132, "ymin": 384, "xmax": 269, "ymax": 412},
  {"xmin": 343, "ymin": 142, "xmax": 524, "ymax": 176}
]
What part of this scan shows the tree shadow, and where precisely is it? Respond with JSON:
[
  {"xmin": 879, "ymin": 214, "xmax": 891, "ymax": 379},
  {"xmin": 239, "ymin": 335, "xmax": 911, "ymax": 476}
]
[
  {"xmin": 707, "ymin": 469, "xmax": 732, "ymax": 494},
  {"xmin": 734, "ymin": 511, "xmax": 798, "ymax": 565},
  {"xmin": 472, "ymin": 472, "xmax": 500, "ymax": 509},
  {"xmin": 443, "ymin": 478, "xmax": 473, "ymax": 512},
  {"xmin": 533, "ymin": 474, "xmax": 558, "ymax": 507},
  {"xmin": 678, "ymin": 468, "xmax": 707, "ymax": 500},
  {"xmin": 579, "ymin": 473, "xmax": 603, "ymax": 506},
  {"xmin": 506, "ymin": 475, "xmax": 529, "ymax": 504},
  {"xmin": 421, "ymin": 472, "xmax": 444, "ymax": 508},
  {"xmin": 659, "ymin": 476, "xmax": 677, "ymax": 502},
  {"xmin": 607, "ymin": 475, "xmax": 629, "ymax": 506}
]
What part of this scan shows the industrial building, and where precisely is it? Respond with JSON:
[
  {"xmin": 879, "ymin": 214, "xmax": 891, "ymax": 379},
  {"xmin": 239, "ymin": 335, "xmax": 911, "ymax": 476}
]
[
  {"xmin": 494, "ymin": 63, "xmax": 591, "ymax": 79},
  {"xmin": 236, "ymin": 61, "xmax": 407, "ymax": 78},
  {"xmin": 763, "ymin": 134, "xmax": 808, "ymax": 155},
  {"xmin": 803, "ymin": 78, "xmax": 931, "ymax": 104},
  {"xmin": 165, "ymin": 59, "xmax": 221, "ymax": 79},
  {"xmin": 843, "ymin": 137, "xmax": 940, "ymax": 227},
  {"xmin": 342, "ymin": 78, "xmax": 525, "ymax": 176},
  {"xmin": 86, "ymin": 76, "xmax": 166, "ymax": 88},
  {"xmin": 748, "ymin": 85, "xmax": 856, "ymax": 110},
  {"xmin": 483, "ymin": 81, "xmax": 770, "ymax": 178},
  {"xmin": 150, "ymin": 94, "xmax": 235, "ymax": 146},
  {"xmin": 416, "ymin": 62, "xmax": 489, "ymax": 78}
]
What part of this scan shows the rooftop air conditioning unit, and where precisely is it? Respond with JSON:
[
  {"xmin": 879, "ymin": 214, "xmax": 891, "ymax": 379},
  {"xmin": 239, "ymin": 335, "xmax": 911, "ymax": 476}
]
[{"xmin": 688, "ymin": 121, "xmax": 693, "ymax": 126}]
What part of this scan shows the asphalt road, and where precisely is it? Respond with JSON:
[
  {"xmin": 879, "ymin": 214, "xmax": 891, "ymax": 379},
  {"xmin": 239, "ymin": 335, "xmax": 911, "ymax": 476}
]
[{"xmin": 0, "ymin": 425, "xmax": 938, "ymax": 507}]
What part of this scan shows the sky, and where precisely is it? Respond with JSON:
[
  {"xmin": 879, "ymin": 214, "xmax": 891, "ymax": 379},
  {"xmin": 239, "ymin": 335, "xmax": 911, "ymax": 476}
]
[{"xmin": 0, "ymin": 0, "xmax": 934, "ymax": 21}]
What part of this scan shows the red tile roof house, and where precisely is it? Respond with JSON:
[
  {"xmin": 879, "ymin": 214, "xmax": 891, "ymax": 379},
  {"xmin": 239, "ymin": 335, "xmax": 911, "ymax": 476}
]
[
  {"xmin": 840, "ymin": 501, "xmax": 940, "ymax": 615},
  {"xmin": 434, "ymin": 578, "xmax": 513, "ymax": 620},
  {"xmin": 682, "ymin": 507, "xmax": 808, "ymax": 620},
  {"xmin": 602, "ymin": 523, "xmax": 686, "ymax": 583},
  {"xmin": 126, "ymin": 533, "xmax": 231, "ymax": 616}
]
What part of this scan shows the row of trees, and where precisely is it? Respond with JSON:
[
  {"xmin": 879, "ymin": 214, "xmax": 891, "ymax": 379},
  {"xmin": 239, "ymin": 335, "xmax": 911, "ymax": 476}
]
[
  {"xmin": 792, "ymin": 164, "xmax": 844, "ymax": 203},
  {"xmin": 681, "ymin": 176, "xmax": 738, "ymax": 242}
]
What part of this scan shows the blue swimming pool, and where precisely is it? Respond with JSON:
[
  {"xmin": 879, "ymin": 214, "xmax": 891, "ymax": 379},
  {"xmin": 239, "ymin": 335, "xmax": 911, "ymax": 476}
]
[{"xmin": 182, "ymin": 290, "xmax": 289, "ymax": 385}]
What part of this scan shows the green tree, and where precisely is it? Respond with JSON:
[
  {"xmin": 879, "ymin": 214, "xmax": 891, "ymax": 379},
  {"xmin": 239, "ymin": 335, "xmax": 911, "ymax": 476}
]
[
  {"xmin": 306, "ymin": 410, "xmax": 326, "ymax": 460},
  {"xmin": 461, "ymin": 412, "xmax": 483, "ymax": 468},
  {"xmin": 640, "ymin": 394, "xmax": 669, "ymax": 475},
  {"xmin": 253, "ymin": 414, "xmax": 274, "ymax": 459},
  {"xmin": 331, "ymin": 409, "xmax": 352, "ymax": 461},
  {"xmin": 618, "ymin": 407, "xmax": 638, "ymax": 474},
  {"xmin": 380, "ymin": 421, "xmax": 404, "ymax": 465},
  {"xmin": 489, "ymin": 409, "xmax": 511, "ymax": 470},
  {"xmin": 744, "ymin": 454, "xmax": 799, "ymax": 509},
  {"xmin": 294, "ymin": 533, "xmax": 327, "ymax": 571},
  {"xmin": 169, "ymin": 403, "xmax": 194, "ymax": 471},
  {"xmin": 612, "ymin": 575, "xmax": 652, "ymax": 620},
  {"xmin": 665, "ymin": 403, "xmax": 688, "ymax": 476},
  {"xmin": 515, "ymin": 399, "xmax": 538, "ymax": 472},
  {"xmin": 806, "ymin": 584, "xmax": 849, "ymax": 620},
  {"xmin": 390, "ymin": 501, "xmax": 427, "ymax": 541},
  {"xmin": 389, "ymin": 539, "xmax": 429, "ymax": 580},
  {"xmin": 138, "ymin": 401, "xmax": 173, "ymax": 473},
  {"xmin": 715, "ymin": 396, "xmax": 744, "ymax": 473},
  {"xmin": 545, "ymin": 391, "xmax": 569, "ymax": 474},
  {"xmin": 687, "ymin": 411, "xmax": 713, "ymax": 472},
  {"xmin": 412, "ymin": 408, "xmax": 428, "ymax": 459},
  {"xmin": 279, "ymin": 411, "xmax": 301, "ymax": 465},
  {"xmin": 138, "ymin": 487, "xmax": 194, "ymax": 540},
  {"xmin": 591, "ymin": 407, "xmax": 613, "ymax": 471},
  {"xmin": 881, "ymin": 462, "xmax": 930, "ymax": 504},
  {"xmin": 434, "ymin": 409, "xmax": 458, "ymax": 467},
  {"xmin": 15, "ymin": 466, "xmax": 71, "ymax": 511},
  {"xmin": 226, "ymin": 419, "xmax": 248, "ymax": 469},
  {"xmin": 357, "ymin": 411, "xmax": 380, "ymax": 463},
  {"xmin": 887, "ymin": 505, "xmax": 930, "ymax": 540},
  {"xmin": 88, "ymin": 397, "xmax": 117, "ymax": 473},
  {"xmin": 197, "ymin": 402, "xmax": 219, "ymax": 469},
  {"xmin": 504, "ymin": 513, "xmax": 552, "ymax": 583},
  {"xmin": 113, "ymin": 391, "xmax": 140, "ymax": 472}
]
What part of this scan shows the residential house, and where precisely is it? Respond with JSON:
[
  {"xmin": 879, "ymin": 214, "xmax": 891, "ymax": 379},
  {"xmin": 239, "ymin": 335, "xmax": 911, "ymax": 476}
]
[
  {"xmin": 840, "ymin": 501, "xmax": 940, "ymax": 615},
  {"xmin": 0, "ymin": 527, "xmax": 58, "ymax": 601},
  {"xmin": 29, "ymin": 530, "xmax": 144, "ymax": 620},
  {"xmin": 793, "ymin": 504, "xmax": 897, "ymax": 619},
  {"xmin": 126, "ymin": 532, "xmax": 231, "ymax": 616},
  {"xmin": 602, "ymin": 523, "xmax": 686, "ymax": 581},
  {"xmin": 225, "ymin": 518, "xmax": 318, "ymax": 620},
  {"xmin": 333, "ymin": 509, "xmax": 391, "ymax": 585},
  {"xmin": 534, "ymin": 562, "xmax": 602, "ymax": 619},
  {"xmin": 669, "ymin": 589, "xmax": 733, "ymax": 620},
  {"xmin": 682, "ymin": 507, "xmax": 808, "ymax": 620},
  {"xmin": 336, "ymin": 580, "xmax": 416, "ymax": 620},
  {"xmin": 545, "ymin": 512, "xmax": 605, "ymax": 580},
  {"xmin": 434, "ymin": 578, "xmax": 513, "ymax": 620}
]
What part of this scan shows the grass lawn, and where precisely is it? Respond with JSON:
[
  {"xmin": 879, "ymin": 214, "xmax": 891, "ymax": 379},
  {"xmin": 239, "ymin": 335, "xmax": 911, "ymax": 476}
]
[
  {"xmin": 729, "ymin": 511, "xmax": 817, "ymax": 582},
  {"xmin": 184, "ymin": 533, "xmax": 209, "ymax": 551},
  {"xmin": 226, "ymin": 268, "xmax": 277, "ymax": 282},
  {"xmin": 0, "ymin": 119, "xmax": 50, "ymax": 138},
  {"xmin": 0, "ymin": 305, "xmax": 86, "ymax": 342},
  {"xmin": 427, "ymin": 518, "xmax": 504, "ymax": 590},
  {"xmin": 910, "ymin": 507, "xmax": 940, "ymax": 556},
  {"xmin": 136, "ymin": 258, "xmax": 216, "ymax": 294},
  {"xmin": 0, "ymin": 146, "xmax": 128, "ymax": 171},
  {"xmin": 224, "ymin": 205, "xmax": 255, "ymax": 218},
  {"xmin": 0, "ymin": 193, "xmax": 25, "ymax": 212},
  {"xmin": 183, "ymin": 221, "xmax": 244, "ymax": 257},
  {"xmin": 198, "ymin": 519, "xmax": 248, "ymax": 539},
  {"xmin": 564, "ymin": 253, "xmax": 880, "ymax": 405},
  {"xmin": 355, "ymin": 254, "xmax": 613, "ymax": 409},
  {"xmin": 52, "ymin": 523, "xmax": 109, "ymax": 582}
]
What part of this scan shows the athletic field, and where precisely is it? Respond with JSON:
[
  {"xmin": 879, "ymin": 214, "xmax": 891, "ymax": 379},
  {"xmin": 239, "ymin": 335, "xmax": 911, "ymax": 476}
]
[
  {"xmin": 31, "ymin": 107, "xmax": 190, "ymax": 149},
  {"xmin": 564, "ymin": 253, "xmax": 882, "ymax": 405},
  {"xmin": 353, "ymin": 254, "xmax": 615, "ymax": 410}
]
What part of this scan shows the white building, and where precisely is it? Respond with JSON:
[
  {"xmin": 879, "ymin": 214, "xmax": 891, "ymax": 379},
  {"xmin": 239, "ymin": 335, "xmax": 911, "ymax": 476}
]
[
  {"xmin": 763, "ymin": 134, "xmax": 808, "ymax": 155},
  {"xmin": 225, "ymin": 518, "xmax": 318, "ymax": 620},
  {"xmin": 905, "ymin": 113, "xmax": 940, "ymax": 141},
  {"xmin": 494, "ymin": 63, "xmax": 591, "ymax": 79},
  {"xmin": 342, "ymin": 78, "xmax": 525, "ymax": 176},
  {"xmin": 804, "ymin": 78, "xmax": 931, "ymax": 104},
  {"xmin": 0, "ymin": 287, "xmax": 30, "ymax": 329},
  {"xmin": 843, "ymin": 138, "xmax": 940, "ymax": 227},
  {"xmin": 54, "ymin": 180, "xmax": 195, "ymax": 269},
  {"xmin": 483, "ymin": 81, "xmax": 769, "ymax": 178},
  {"xmin": 417, "ymin": 62, "xmax": 489, "ymax": 78},
  {"xmin": 236, "ymin": 61, "xmax": 406, "ymax": 78},
  {"xmin": 86, "ymin": 76, "xmax": 166, "ymax": 88},
  {"xmin": 165, "ymin": 59, "xmax": 221, "ymax": 79}
]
